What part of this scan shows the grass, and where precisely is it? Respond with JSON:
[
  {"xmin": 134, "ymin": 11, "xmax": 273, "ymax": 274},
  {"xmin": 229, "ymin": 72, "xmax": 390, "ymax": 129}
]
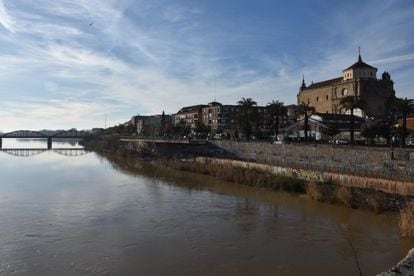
[{"xmin": 162, "ymin": 159, "xmax": 307, "ymax": 194}]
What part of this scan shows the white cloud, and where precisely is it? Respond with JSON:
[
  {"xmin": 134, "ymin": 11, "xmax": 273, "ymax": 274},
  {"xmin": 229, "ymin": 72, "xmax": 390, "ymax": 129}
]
[
  {"xmin": 0, "ymin": 0, "xmax": 413, "ymax": 131},
  {"xmin": 371, "ymin": 53, "xmax": 414, "ymax": 65},
  {"xmin": 0, "ymin": 100, "xmax": 117, "ymax": 131},
  {"xmin": 0, "ymin": 0, "xmax": 15, "ymax": 32}
]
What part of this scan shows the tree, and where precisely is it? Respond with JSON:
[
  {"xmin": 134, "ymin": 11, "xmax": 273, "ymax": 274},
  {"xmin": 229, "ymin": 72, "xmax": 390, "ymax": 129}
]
[
  {"xmin": 298, "ymin": 101, "xmax": 315, "ymax": 142},
  {"xmin": 339, "ymin": 96, "xmax": 366, "ymax": 144},
  {"xmin": 266, "ymin": 100, "xmax": 287, "ymax": 138},
  {"xmin": 323, "ymin": 122, "xmax": 340, "ymax": 141},
  {"xmin": 173, "ymin": 120, "xmax": 191, "ymax": 138},
  {"xmin": 393, "ymin": 97, "xmax": 414, "ymax": 146},
  {"xmin": 194, "ymin": 122, "xmax": 210, "ymax": 138},
  {"xmin": 104, "ymin": 123, "xmax": 135, "ymax": 135},
  {"xmin": 361, "ymin": 119, "xmax": 391, "ymax": 145},
  {"xmin": 236, "ymin": 97, "xmax": 257, "ymax": 139},
  {"xmin": 160, "ymin": 111, "xmax": 166, "ymax": 136}
]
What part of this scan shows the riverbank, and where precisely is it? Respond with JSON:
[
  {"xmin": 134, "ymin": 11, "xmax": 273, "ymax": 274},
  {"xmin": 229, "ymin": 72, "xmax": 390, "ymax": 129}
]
[
  {"xmin": 81, "ymin": 136, "xmax": 413, "ymax": 214},
  {"xmin": 379, "ymin": 249, "xmax": 414, "ymax": 275}
]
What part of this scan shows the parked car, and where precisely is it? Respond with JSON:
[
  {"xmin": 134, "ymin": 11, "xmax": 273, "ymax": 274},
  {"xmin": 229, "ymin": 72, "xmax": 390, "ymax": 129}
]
[
  {"xmin": 334, "ymin": 139, "xmax": 349, "ymax": 145},
  {"xmin": 213, "ymin": 133, "xmax": 225, "ymax": 140}
]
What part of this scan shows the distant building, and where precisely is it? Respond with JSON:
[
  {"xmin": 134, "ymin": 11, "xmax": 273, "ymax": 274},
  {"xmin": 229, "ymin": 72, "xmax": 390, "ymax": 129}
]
[
  {"xmin": 202, "ymin": 102, "xmax": 238, "ymax": 134},
  {"xmin": 131, "ymin": 114, "xmax": 172, "ymax": 136},
  {"xmin": 201, "ymin": 101, "xmax": 268, "ymax": 136},
  {"xmin": 407, "ymin": 118, "xmax": 414, "ymax": 130},
  {"xmin": 286, "ymin": 104, "xmax": 299, "ymax": 122},
  {"xmin": 398, "ymin": 117, "xmax": 414, "ymax": 130},
  {"xmin": 91, "ymin": 128, "xmax": 104, "ymax": 135},
  {"xmin": 297, "ymin": 54, "xmax": 395, "ymax": 119},
  {"xmin": 173, "ymin": 104, "xmax": 207, "ymax": 129}
]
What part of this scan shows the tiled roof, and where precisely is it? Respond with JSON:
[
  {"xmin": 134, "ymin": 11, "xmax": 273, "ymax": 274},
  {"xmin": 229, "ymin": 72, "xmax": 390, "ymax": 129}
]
[
  {"xmin": 343, "ymin": 55, "xmax": 377, "ymax": 71},
  {"xmin": 303, "ymin": 77, "xmax": 343, "ymax": 90},
  {"xmin": 176, "ymin": 104, "xmax": 207, "ymax": 114}
]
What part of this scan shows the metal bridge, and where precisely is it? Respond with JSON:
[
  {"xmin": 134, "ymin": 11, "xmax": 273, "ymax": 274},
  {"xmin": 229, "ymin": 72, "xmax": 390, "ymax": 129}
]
[
  {"xmin": 0, "ymin": 148, "xmax": 89, "ymax": 157},
  {"xmin": 0, "ymin": 129, "xmax": 92, "ymax": 149}
]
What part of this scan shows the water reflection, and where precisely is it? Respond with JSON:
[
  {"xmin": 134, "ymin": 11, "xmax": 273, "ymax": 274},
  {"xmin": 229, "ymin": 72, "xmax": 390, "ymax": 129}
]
[
  {"xmin": 1, "ymin": 138, "xmax": 83, "ymax": 149},
  {"xmin": 0, "ymin": 141, "xmax": 413, "ymax": 275}
]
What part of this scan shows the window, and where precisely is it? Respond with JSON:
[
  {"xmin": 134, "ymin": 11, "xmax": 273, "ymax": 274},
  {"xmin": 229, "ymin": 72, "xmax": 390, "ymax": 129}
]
[
  {"xmin": 326, "ymin": 95, "xmax": 329, "ymax": 100},
  {"xmin": 316, "ymin": 96, "xmax": 319, "ymax": 102}
]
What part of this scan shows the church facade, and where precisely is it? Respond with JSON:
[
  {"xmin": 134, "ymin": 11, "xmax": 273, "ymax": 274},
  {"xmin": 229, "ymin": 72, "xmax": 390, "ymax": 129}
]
[{"xmin": 297, "ymin": 54, "xmax": 395, "ymax": 118}]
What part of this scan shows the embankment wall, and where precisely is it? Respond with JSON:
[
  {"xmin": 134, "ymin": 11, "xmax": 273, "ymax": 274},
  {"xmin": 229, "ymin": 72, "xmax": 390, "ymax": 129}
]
[
  {"xmin": 211, "ymin": 141, "xmax": 414, "ymax": 182},
  {"xmin": 196, "ymin": 157, "xmax": 414, "ymax": 196},
  {"xmin": 121, "ymin": 139, "xmax": 414, "ymax": 196}
]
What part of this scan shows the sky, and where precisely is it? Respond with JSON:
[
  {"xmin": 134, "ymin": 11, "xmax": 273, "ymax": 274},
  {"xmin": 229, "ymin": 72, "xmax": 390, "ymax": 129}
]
[{"xmin": 0, "ymin": 0, "xmax": 413, "ymax": 131}]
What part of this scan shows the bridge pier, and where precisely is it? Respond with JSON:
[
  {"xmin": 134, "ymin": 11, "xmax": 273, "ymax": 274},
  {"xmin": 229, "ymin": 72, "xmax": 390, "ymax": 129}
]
[
  {"xmin": 47, "ymin": 137, "xmax": 52, "ymax": 149},
  {"xmin": 0, "ymin": 138, "xmax": 2, "ymax": 149}
]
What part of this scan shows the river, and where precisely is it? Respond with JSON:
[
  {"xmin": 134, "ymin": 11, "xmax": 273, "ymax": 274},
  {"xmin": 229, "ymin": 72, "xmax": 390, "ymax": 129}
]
[{"xmin": 0, "ymin": 139, "xmax": 412, "ymax": 275}]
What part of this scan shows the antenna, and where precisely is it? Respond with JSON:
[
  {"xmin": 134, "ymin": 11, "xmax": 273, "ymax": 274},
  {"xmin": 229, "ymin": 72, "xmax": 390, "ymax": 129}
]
[
  {"xmin": 260, "ymin": 82, "xmax": 264, "ymax": 106},
  {"xmin": 105, "ymin": 114, "xmax": 107, "ymax": 129},
  {"xmin": 214, "ymin": 77, "xmax": 216, "ymax": 102}
]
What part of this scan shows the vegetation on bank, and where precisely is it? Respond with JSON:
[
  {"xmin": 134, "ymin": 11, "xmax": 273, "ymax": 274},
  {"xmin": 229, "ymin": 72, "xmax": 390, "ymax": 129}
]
[
  {"xmin": 81, "ymin": 136, "xmax": 155, "ymax": 158},
  {"xmin": 161, "ymin": 158, "xmax": 412, "ymax": 214},
  {"xmin": 400, "ymin": 202, "xmax": 414, "ymax": 237}
]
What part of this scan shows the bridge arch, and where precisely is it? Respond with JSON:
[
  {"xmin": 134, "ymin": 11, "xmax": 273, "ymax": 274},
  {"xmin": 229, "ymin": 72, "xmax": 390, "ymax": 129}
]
[
  {"xmin": 0, "ymin": 148, "xmax": 46, "ymax": 157},
  {"xmin": 52, "ymin": 129, "xmax": 89, "ymax": 138},
  {"xmin": 1, "ymin": 130, "xmax": 47, "ymax": 138}
]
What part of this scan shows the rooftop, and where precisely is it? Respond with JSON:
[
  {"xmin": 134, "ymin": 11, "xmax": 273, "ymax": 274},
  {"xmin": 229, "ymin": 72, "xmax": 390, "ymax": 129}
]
[
  {"xmin": 343, "ymin": 54, "xmax": 377, "ymax": 71},
  {"xmin": 176, "ymin": 104, "xmax": 208, "ymax": 114},
  {"xmin": 302, "ymin": 77, "xmax": 343, "ymax": 90}
]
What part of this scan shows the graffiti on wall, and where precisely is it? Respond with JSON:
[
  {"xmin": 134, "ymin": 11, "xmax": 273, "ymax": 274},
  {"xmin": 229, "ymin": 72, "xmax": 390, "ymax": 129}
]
[{"xmin": 292, "ymin": 169, "xmax": 327, "ymax": 182}]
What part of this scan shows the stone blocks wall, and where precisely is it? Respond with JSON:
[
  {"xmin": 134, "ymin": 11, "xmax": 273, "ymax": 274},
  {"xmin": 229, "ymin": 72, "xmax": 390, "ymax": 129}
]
[{"xmin": 211, "ymin": 141, "xmax": 414, "ymax": 182}]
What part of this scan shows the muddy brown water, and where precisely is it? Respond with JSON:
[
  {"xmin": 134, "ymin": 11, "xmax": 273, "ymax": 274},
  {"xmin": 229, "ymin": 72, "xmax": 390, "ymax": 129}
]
[{"xmin": 0, "ymin": 139, "xmax": 413, "ymax": 275}]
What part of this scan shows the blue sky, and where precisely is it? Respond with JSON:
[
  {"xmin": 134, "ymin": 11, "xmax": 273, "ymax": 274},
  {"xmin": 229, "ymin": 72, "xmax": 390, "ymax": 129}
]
[{"xmin": 0, "ymin": 0, "xmax": 413, "ymax": 131}]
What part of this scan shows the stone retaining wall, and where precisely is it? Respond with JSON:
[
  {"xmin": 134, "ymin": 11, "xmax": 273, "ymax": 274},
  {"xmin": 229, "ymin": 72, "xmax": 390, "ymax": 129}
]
[
  {"xmin": 196, "ymin": 157, "xmax": 414, "ymax": 196},
  {"xmin": 212, "ymin": 141, "xmax": 414, "ymax": 182}
]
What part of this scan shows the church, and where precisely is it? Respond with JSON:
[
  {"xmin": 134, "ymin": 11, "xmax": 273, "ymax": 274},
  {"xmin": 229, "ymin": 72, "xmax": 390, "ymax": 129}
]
[{"xmin": 297, "ymin": 53, "xmax": 395, "ymax": 119}]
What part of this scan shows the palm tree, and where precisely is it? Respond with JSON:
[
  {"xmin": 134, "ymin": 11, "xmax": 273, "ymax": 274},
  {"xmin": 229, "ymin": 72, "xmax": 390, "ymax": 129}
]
[
  {"xmin": 298, "ymin": 101, "xmax": 315, "ymax": 142},
  {"xmin": 266, "ymin": 100, "xmax": 287, "ymax": 138},
  {"xmin": 237, "ymin": 97, "xmax": 257, "ymax": 139},
  {"xmin": 339, "ymin": 96, "xmax": 366, "ymax": 144},
  {"xmin": 393, "ymin": 97, "xmax": 414, "ymax": 146}
]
